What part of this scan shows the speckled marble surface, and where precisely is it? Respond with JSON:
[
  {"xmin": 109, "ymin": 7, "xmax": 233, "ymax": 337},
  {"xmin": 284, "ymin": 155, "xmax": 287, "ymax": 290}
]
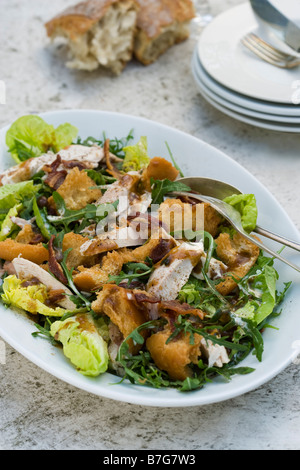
[{"xmin": 0, "ymin": 0, "xmax": 300, "ymax": 451}]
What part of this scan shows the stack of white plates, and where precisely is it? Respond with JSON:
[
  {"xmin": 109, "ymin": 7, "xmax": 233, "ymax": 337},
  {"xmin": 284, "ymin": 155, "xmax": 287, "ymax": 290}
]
[{"xmin": 191, "ymin": 2, "xmax": 300, "ymax": 133}]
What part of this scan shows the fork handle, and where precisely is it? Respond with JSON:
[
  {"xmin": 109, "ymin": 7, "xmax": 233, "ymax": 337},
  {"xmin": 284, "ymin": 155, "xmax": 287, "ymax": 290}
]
[{"xmin": 254, "ymin": 225, "xmax": 300, "ymax": 252}]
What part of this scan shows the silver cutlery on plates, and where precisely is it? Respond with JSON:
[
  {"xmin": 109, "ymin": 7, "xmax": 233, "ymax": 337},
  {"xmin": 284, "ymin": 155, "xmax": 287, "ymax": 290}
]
[
  {"xmin": 167, "ymin": 176, "xmax": 300, "ymax": 273},
  {"xmin": 241, "ymin": 32, "xmax": 300, "ymax": 68}
]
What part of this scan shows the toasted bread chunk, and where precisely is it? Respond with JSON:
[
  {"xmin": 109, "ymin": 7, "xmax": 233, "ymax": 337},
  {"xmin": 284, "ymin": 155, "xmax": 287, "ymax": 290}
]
[
  {"xmin": 141, "ymin": 157, "xmax": 179, "ymax": 191},
  {"xmin": 134, "ymin": 0, "xmax": 195, "ymax": 65},
  {"xmin": 215, "ymin": 232, "xmax": 260, "ymax": 295},
  {"xmin": 14, "ymin": 225, "xmax": 36, "ymax": 244},
  {"xmin": 62, "ymin": 232, "xmax": 98, "ymax": 269},
  {"xmin": 0, "ymin": 238, "xmax": 49, "ymax": 264},
  {"xmin": 159, "ymin": 199, "xmax": 222, "ymax": 238},
  {"xmin": 53, "ymin": 166, "xmax": 102, "ymax": 211},
  {"xmin": 45, "ymin": 0, "xmax": 139, "ymax": 75},
  {"xmin": 146, "ymin": 328, "xmax": 202, "ymax": 381},
  {"xmin": 73, "ymin": 248, "xmax": 136, "ymax": 291},
  {"xmin": 92, "ymin": 284, "xmax": 148, "ymax": 353}
]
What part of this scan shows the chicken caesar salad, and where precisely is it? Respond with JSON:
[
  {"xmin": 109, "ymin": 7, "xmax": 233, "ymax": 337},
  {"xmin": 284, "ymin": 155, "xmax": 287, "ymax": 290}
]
[{"xmin": 0, "ymin": 115, "xmax": 291, "ymax": 392}]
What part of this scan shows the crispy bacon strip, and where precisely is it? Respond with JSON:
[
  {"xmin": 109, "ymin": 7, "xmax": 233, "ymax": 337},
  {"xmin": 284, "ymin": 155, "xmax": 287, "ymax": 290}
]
[
  {"xmin": 48, "ymin": 235, "xmax": 68, "ymax": 285},
  {"xmin": 133, "ymin": 291, "xmax": 206, "ymax": 321},
  {"xmin": 44, "ymin": 156, "xmax": 67, "ymax": 190},
  {"xmin": 45, "ymin": 289, "xmax": 66, "ymax": 307},
  {"xmin": 43, "ymin": 155, "xmax": 92, "ymax": 190},
  {"xmin": 104, "ymin": 139, "xmax": 123, "ymax": 180}
]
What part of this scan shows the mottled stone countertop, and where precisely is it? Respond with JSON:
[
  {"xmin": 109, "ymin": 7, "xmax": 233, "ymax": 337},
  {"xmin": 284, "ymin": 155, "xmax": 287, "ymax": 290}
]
[{"xmin": 0, "ymin": 0, "xmax": 300, "ymax": 451}]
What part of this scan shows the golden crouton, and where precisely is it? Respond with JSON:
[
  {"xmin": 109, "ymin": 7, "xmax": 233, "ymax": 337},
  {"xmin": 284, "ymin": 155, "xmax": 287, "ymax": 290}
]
[
  {"xmin": 159, "ymin": 198, "xmax": 222, "ymax": 238},
  {"xmin": 15, "ymin": 225, "xmax": 36, "ymax": 244},
  {"xmin": 73, "ymin": 248, "xmax": 137, "ymax": 292},
  {"xmin": 62, "ymin": 232, "xmax": 98, "ymax": 270},
  {"xmin": 215, "ymin": 232, "xmax": 260, "ymax": 295},
  {"xmin": 146, "ymin": 328, "xmax": 202, "ymax": 381},
  {"xmin": 142, "ymin": 157, "xmax": 179, "ymax": 191},
  {"xmin": 52, "ymin": 167, "xmax": 102, "ymax": 211},
  {"xmin": 92, "ymin": 284, "xmax": 148, "ymax": 353},
  {"xmin": 0, "ymin": 238, "xmax": 49, "ymax": 264}
]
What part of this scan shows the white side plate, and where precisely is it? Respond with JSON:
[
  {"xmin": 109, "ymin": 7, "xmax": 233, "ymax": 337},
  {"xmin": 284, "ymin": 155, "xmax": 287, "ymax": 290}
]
[{"xmin": 198, "ymin": 3, "xmax": 300, "ymax": 104}]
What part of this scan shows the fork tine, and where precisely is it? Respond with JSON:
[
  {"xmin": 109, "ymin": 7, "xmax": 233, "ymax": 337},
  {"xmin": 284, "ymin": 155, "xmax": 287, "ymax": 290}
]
[
  {"xmin": 242, "ymin": 34, "xmax": 300, "ymax": 68},
  {"xmin": 241, "ymin": 36, "xmax": 287, "ymax": 68},
  {"xmin": 248, "ymin": 33, "xmax": 294, "ymax": 60},
  {"xmin": 247, "ymin": 35, "xmax": 283, "ymax": 62}
]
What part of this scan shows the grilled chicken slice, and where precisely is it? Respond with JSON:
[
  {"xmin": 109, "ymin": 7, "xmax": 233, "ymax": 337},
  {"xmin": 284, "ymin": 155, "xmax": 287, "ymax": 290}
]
[
  {"xmin": 192, "ymin": 255, "xmax": 228, "ymax": 281},
  {"xmin": 96, "ymin": 172, "xmax": 152, "ymax": 223},
  {"xmin": 0, "ymin": 144, "xmax": 105, "ymax": 185},
  {"xmin": 11, "ymin": 258, "xmax": 76, "ymax": 310},
  {"xmin": 200, "ymin": 338, "xmax": 230, "ymax": 368},
  {"xmin": 146, "ymin": 241, "xmax": 204, "ymax": 301}
]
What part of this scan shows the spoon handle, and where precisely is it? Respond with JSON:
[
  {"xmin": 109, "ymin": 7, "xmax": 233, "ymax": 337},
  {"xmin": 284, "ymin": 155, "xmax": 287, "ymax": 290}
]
[
  {"xmin": 241, "ymin": 231, "xmax": 300, "ymax": 274},
  {"xmin": 255, "ymin": 225, "xmax": 300, "ymax": 253}
]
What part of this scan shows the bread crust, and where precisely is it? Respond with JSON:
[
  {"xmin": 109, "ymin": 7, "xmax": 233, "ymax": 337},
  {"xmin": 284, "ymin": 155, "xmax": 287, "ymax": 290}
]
[
  {"xmin": 46, "ymin": 0, "xmax": 139, "ymax": 39},
  {"xmin": 134, "ymin": 0, "xmax": 195, "ymax": 65},
  {"xmin": 135, "ymin": 0, "xmax": 195, "ymax": 39}
]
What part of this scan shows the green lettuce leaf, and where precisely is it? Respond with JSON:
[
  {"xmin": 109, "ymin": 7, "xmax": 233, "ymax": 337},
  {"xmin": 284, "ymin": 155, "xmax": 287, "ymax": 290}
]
[
  {"xmin": 122, "ymin": 136, "xmax": 150, "ymax": 172},
  {"xmin": 251, "ymin": 264, "xmax": 278, "ymax": 325},
  {"xmin": 50, "ymin": 314, "xmax": 109, "ymax": 377},
  {"xmin": 51, "ymin": 123, "xmax": 79, "ymax": 153},
  {"xmin": 224, "ymin": 193, "xmax": 258, "ymax": 233},
  {"xmin": 6, "ymin": 115, "xmax": 78, "ymax": 163},
  {"xmin": 0, "ymin": 203, "xmax": 22, "ymax": 241},
  {"xmin": 0, "ymin": 180, "xmax": 40, "ymax": 215},
  {"xmin": 234, "ymin": 301, "xmax": 256, "ymax": 321},
  {"xmin": 1, "ymin": 275, "xmax": 66, "ymax": 317},
  {"xmin": 237, "ymin": 256, "xmax": 283, "ymax": 326}
]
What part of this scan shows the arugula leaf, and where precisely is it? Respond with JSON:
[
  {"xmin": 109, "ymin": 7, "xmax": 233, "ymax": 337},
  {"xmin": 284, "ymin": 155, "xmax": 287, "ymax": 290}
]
[
  {"xmin": 166, "ymin": 315, "xmax": 249, "ymax": 352},
  {"xmin": 85, "ymin": 169, "xmax": 116, "ymax": 186},
  {"xmin": 116, "ymin": 317, "xmax": 254, "ymax": 391},
  {"xmin": 106, "ymin": 130, "xmax": 134, "ymax": 159},
  {"xmin": 60, "ymin": 248, "xmax": 93, "ymax": 310},
  {"xmin": 165, "ymin": 141, "xmax": 184, "ymax": 177},
  {"xmin": 108, "ymin": 261, "xmax": 153, "ymax": 286},
  {"xmin": 47, "ymin": 192, "xmax": 118, "ymax": 230},
  {"xmin": 76, "ymin": 129, "xmax": 134, "ymax": 159},
  {"xmin": 180, "ymin": 365, "xmax": 254, "ymax": 392},
  {"xmin": 151, "ymin": 179, "xmax": 191, "ymax": 205},
  {"xmin": 32, "ymin": 197, "xmax": 56, "ymax": 240}
]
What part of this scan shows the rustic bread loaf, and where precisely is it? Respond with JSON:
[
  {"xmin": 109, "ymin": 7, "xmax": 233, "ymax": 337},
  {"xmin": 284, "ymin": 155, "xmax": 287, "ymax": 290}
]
[
  {"xmin": 134, "ymin": 0, "xmax": 195, "ymax": 65},
  {"xmin": 45, "ymin": 0, "xmax": 139, "ymax": 75}
]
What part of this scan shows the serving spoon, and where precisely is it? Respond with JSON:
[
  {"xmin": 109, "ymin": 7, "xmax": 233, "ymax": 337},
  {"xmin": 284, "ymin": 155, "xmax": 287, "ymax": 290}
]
[{"xmin": 167, "ymin": 176, "xmax": 300, "ymax": 273}]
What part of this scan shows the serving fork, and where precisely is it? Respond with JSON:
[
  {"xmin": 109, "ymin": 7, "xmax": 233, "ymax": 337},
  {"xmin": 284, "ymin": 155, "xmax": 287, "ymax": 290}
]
[
  {"xmin": 241, "ymin": 32, "xmax": 300, "ymax": 69},
  {"xmin": 168, "ymin": 176, "xmax": 300, "ymax": 274}
]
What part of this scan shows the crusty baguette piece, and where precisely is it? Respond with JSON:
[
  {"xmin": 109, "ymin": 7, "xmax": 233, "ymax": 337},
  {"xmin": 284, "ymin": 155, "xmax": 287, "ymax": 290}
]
[
  {"xmin": 45, "ymin": 0, "xmax": 139, "ymax": 75},
  {"xmin": 134, "ymin": 0, "xmax": 195, "ymax": 65}
]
